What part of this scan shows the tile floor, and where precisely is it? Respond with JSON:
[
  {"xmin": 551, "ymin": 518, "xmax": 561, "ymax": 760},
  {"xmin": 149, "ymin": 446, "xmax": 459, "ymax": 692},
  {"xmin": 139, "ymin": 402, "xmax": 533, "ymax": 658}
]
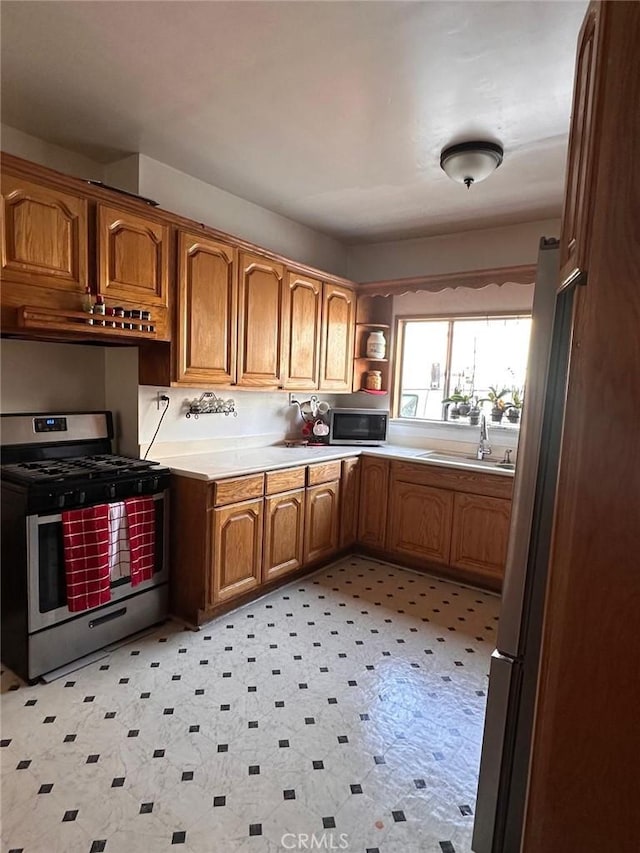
[{"xmin": 1, "ymin": 556, "xmax": 500, "ymax": 853}]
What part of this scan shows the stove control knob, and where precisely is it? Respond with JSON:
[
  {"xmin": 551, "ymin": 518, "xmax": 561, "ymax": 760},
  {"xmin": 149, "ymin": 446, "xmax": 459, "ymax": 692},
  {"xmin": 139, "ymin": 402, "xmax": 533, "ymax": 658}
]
[
  {"xmin": 57, "ymin": 494, "xmax": 66, "ymax": 509},
  {"xmin": 77, "ymin": 491, "xmax": 86, "ymax": 505},
  {"xmin": 107, "ymin": 484, "xmax": 117, "ymax": 499},
  {"xmin": 136, "ymin": 480, "xmax": 144, "ymax": 494},
  {"xmin": 151, "ymin": 477, "xmax": 159, "ymax": 492}
]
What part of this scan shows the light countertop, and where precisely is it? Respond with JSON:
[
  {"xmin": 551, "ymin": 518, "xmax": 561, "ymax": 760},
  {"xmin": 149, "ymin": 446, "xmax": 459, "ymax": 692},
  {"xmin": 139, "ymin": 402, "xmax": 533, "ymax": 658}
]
[{"xmin": 154, "ymin": 443, "xmax": 515, "ymax": 481}]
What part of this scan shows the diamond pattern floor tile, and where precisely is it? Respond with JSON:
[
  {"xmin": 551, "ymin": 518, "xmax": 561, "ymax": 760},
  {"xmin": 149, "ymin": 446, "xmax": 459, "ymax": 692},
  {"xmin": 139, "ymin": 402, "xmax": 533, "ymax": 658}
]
[{"xmin": 1, "ymin": 556, "xmax": 498, "ymax": 852}]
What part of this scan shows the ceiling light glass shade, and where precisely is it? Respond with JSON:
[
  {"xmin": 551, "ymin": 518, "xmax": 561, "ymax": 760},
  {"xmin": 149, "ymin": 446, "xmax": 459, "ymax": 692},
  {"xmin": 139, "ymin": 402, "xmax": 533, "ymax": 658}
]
[{"xmin": 440, "ymin": 141, "xmax": 504, "ymax": 188}]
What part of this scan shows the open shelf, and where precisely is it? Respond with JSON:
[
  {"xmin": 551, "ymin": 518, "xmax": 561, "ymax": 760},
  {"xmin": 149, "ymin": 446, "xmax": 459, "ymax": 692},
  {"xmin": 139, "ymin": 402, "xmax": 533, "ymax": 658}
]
[
  {"xmin": 353, "ymin": 291, "xmax": 394, "ymax": 398},
  {"xmin": 17, "ymin": 305, "xmax": 158, "ymax": 340},
  {"xmin": 356, "ymin": 322, "xmax": 390, "ymax": 330}
]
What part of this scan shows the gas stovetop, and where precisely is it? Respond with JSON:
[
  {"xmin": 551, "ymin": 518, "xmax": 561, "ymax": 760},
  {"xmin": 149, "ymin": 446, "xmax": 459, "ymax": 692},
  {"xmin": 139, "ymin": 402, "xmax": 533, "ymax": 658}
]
[
  {"xmin": 2, "ymin": 454, "xmax": 164, "ymax": 486},
  {"xmin": 0, "ymin": 412, "xmax": 171, "ymax": 512}
]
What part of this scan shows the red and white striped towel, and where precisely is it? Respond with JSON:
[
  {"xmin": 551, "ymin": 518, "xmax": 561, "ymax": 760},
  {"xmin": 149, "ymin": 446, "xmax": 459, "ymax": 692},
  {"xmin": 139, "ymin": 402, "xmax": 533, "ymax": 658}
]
[
  {"xmin": 108, "ymin": 501, "xmax": 131, "ymax": 582},
  {"xmin": 124, "ymin": 497, "xmax": 156, "ymax": 586},
  {"xmin": 62, "ymin": 505, "xmax": 111, "ymax": 612}
]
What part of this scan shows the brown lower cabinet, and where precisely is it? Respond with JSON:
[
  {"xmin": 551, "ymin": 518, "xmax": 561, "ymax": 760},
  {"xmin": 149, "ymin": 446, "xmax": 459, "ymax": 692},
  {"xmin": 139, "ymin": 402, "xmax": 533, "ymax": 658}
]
[
  {"xmin": 357, "ymin": 456, "xmax": 390, "ymax": 549},
  {"xmin": 450, "ymin": 492, "xmax": 511, "ymax": 580},
  {"xmin": 170, "ymin": 455, "xmax": 513, "ymax": 625},
  {"xmin": 263, "ymin": 489, "xmax": 305, "ymax": 582},
  {"xmin": 386, "ymin": 481, "xmax": 454, "ymax": 565},
  {"xmin": 209, "ymin": 498, "xmax": 263, "ymax": 605},
  {"xmin": 304, "ymin": 480, "xmax": 340, "ymax": 564},
  {"xmin": 339, "ymin": 457, "xmax": 360, "ymax": 548},
  {"xmin": 377, "ymin": 460, "xmax": 513, "ymax": 589},
  {"xmin": 171, "ymin": 460, "xmax": 350, "ymax": 626}
]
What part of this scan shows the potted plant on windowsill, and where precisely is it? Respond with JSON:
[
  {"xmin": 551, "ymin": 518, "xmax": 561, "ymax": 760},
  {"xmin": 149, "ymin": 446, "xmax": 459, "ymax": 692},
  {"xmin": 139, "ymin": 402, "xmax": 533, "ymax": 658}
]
[
  {"xmin": 469, "ymin": 400, "xmax": 482, "ymax": 426},
  {"xmin": 480, "ymin": 386, "xmax": 511, "ymax": 423},
  {"xmin": 506, "ymin": 388, "xmax": 523, "ymax": 424},
  {"xmin": 443, "ymin": 389, "xmax": 473, "ymax": 419}
]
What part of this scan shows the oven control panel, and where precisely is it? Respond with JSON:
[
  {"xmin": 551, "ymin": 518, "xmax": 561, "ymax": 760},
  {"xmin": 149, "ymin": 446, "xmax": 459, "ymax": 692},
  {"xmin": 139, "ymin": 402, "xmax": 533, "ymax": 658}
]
[{"xmin": 34, "ymin": 417, "xmax": 68, "ymax": 433}]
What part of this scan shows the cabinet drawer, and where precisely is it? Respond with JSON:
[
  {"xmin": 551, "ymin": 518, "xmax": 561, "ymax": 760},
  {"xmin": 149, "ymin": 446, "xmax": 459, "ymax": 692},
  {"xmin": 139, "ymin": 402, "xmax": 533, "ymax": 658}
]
[
  {"xmin": 391, "ymin": 461, "xmax": 513, "ymax": 500},
  {"xmin": 265, "ymin": 466, "xmax": 306, "ymax": 495},
  {"xmin": 212, "ymin": 473, "xmax": 265, "ymax": 507},
  {"xmin": 307, "ymin": 460, "xmax": 342, "ymax": 486}
]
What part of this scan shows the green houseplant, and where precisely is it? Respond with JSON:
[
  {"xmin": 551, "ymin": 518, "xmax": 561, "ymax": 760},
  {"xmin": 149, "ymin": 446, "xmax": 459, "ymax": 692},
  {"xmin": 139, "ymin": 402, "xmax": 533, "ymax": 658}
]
[
  {"xmin": 443, "ymin": 389, "xmax": 473, "ymax": 419},
  {"xmin": 480, "ymin": 386, "xmax": 511, "ymax": 423},
  {"xmin": 507, "ymin": 388, "xmax": 524, "ymax": 423}
]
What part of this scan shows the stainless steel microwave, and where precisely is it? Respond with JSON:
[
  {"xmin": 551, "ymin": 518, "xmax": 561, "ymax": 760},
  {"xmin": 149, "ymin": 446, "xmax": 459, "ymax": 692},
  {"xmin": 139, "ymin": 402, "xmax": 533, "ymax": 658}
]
[{"xmin": 329, "ymin": 408, "xmax": 389, "ymax": 445}]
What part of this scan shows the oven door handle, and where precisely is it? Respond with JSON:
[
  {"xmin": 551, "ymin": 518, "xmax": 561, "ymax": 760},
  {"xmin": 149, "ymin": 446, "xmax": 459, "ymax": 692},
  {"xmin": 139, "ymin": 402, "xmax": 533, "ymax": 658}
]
[{"xmin": 33, "ymin": 491, "xmax": 166, "ymax": 525}]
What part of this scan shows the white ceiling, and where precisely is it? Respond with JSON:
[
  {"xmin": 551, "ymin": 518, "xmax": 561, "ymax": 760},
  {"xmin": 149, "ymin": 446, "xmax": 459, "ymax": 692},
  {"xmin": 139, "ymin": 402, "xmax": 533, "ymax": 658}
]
[{"xmin": 1, "ymin": 0, "xmax": 587, "ymax": 243}]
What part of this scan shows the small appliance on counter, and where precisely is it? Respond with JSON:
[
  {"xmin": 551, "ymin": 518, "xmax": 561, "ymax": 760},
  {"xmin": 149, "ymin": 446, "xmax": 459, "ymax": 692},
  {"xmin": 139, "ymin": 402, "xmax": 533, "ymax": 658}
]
[
  {"xmin": 329, "ymin": 408, "xmax": 389, "ymax": 445},
  {"xmin": 0, "ymin": 411, "xmax": 170, "ymax": 682},
  {"xmin": 289, "ymin": 396, "xmax": 331, "ymax": 445}
]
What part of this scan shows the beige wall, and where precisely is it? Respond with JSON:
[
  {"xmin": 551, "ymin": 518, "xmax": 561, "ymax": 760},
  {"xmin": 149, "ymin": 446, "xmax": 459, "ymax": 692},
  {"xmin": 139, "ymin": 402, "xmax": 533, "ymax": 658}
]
[
  {"xmin": 1, "ymin": 123, "xmax": 104, "ymax": 179},
  {"xmin": 347, "ymin": 218, "xmax": 560, "ymax": 282},
  {"xmin": 104, "ymin": 348, "xmax": 139, "ymax": 456},
  {"xmin": 137, "ymin": 155, "xmax": 348, "ymax": 276},
  {"xmin": 1, "ymin": 340, "xmax": 106, "ymax": 413},
  {"xmin": 0, "ymin": 341, "xmax": 141, "ymax": 455}
]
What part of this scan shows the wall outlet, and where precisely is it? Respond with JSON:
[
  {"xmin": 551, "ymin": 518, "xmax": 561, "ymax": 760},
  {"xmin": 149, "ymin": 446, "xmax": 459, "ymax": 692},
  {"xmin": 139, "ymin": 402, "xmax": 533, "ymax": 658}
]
[{"xmin": 156, "ymin": 392, "xmax": 169, "ymax": 411}]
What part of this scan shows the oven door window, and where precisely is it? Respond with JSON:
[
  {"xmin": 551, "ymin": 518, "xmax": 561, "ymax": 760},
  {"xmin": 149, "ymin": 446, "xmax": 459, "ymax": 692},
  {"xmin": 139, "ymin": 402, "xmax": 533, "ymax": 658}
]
[
  {"xmin": 37, "ymin": 497, "xmax": 166, "ymax": 610},
  {"xmin": 38, "ymin": 520, "xmax": 67, "ymax": 613}
]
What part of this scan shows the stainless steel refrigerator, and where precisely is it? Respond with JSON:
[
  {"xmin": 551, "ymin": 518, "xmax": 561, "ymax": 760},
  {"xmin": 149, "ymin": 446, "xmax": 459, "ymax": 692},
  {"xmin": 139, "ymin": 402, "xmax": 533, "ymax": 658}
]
[{"xmin": 472, "ymin": 237, "xmax": 580, "ymax": 852}]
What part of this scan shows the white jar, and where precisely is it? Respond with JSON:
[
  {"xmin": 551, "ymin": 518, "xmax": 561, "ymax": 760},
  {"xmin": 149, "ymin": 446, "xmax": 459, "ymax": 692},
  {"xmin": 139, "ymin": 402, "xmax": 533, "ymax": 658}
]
[{"xmin": 366, "ymin": 330, "xmax": 386, "ymax": 359}]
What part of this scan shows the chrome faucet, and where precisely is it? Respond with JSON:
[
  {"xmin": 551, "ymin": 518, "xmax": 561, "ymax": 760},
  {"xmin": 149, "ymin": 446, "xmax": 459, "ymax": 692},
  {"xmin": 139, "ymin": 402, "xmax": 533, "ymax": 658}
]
[{"xmin": 477, "ymin": 414, "xmax": 492, "ymax": 459}]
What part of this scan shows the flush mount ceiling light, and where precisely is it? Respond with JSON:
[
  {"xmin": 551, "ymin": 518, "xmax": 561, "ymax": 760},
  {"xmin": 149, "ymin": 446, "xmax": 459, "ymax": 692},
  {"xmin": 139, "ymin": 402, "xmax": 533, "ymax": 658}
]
[{"xmin": 440, "ymin": 141, "xmax": 504, "ymax": 189}]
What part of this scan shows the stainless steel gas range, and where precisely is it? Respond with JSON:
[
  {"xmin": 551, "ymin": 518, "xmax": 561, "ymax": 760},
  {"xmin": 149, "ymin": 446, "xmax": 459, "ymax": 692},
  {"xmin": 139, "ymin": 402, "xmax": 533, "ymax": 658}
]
[{"xmin": 1, "ymin": 411, "xmax": 170, "ymax": 681}]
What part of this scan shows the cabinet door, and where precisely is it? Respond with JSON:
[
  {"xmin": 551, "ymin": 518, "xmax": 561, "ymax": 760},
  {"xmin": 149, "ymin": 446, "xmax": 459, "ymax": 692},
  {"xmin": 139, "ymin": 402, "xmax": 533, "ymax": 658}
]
[
  {"xmin": 357, "ymin": 456, "xmax": 389, "ymax": 549},
  {"xmin": 450, "ymin": 492, "xmax": 511, "ymax": 580},
  {"xmin": 559, "ymin": 2, "xmax": 603, "ymax": 286},
  {"xmin": 282, "ymin": 271, "xmax": 322, "ymax": 390},
  {"xmin": 176, "ymin": 231, "xmax": 237, "ymax": 384},
  {"xmin": 386, "ymin": 481, "xmax": 454, "ymax": 565},
  {"xmin": 263, "ymin": 489, "xmax": 305, "ymax": 582},
  {"xmin": 97, "ymin": 204, "xmax": 169, "ymax": 307},
  {"xmin": 237, "ymin": 251, "xmax": 286, "ymax": 387},
  {"xmin": 319, "ymin": 283, "xmax": 355, "ymax": 392},
  {"xmin": 210, "ymin": 498, "xmax": 263, "ymax": 605},
  {"xmin": 339, "ymin": 457, "xmax": 360, "ymax": 549},
  {"xmin": 304, "ymin": 481, "xmax": 340, "ymax": 564},
  {"xmin": 1, "ymin": 174, "xmax": 88, "ymax": 293}
]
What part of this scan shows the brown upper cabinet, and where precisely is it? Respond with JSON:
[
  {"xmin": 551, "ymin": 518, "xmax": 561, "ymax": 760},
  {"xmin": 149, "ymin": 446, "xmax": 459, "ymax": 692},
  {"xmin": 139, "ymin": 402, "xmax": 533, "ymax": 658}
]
[
  {"xmin": 237, "ymin": 251, "xmax": 287, "ymax": 387},
  {"xmin": 558, "ymin": 2, "xmax": 603, "ymax": 287},
  {"xmin": 319, "ymin": 283, "xmax": 355, "ymax": 392},
  {"xmin": 282, "ymin": 272, "xmax": 322, "ymax": 390},
  {"xmin": 1, "ymin": 173, "xmax": 88, "ymax": 295},
  {"xmin": 0, "ymin": 154, "xmax": 357, "ymax": 378},
  {"xmin": 97, "ymin": 204, "xmax": 169, "ymax": 307},
  {"xmin": 176, "ymin": 231, "xmax": 237, "ymax": 385}
]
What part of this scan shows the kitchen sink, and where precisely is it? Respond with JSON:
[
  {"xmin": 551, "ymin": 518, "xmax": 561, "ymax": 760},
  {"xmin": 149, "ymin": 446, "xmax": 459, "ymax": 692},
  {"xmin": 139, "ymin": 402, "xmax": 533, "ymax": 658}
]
[{"xmin": 414, "ymin": 451, "xmax": 515, "ymax": 470}]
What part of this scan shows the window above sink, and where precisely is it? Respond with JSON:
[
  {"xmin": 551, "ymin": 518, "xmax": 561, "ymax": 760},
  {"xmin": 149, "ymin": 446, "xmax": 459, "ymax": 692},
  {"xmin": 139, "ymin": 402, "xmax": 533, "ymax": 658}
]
[{"xmin": 394, "ymin": 314, "xmax": 531, "ymax": 427}]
